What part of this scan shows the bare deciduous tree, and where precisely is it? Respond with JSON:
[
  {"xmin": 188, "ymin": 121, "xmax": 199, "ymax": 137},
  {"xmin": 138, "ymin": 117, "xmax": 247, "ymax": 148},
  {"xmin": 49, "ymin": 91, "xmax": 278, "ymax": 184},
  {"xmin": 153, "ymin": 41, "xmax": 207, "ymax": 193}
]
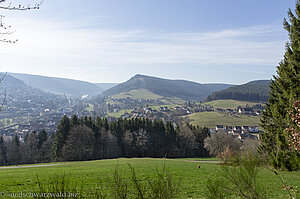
[
  {"xmin": 243, "ymin": 138, "xmax": 261, "ymax": 154},
  {"xmin": 0, "ymin": 0, "xmax": 42, "ymax": 43},
  {"xmin": 204, "ymin": 131, "xmax": 241, "ymax": 157},
  {"xmin": 0, "ymin": 1, "xmax": 42, "ymax": 111}
]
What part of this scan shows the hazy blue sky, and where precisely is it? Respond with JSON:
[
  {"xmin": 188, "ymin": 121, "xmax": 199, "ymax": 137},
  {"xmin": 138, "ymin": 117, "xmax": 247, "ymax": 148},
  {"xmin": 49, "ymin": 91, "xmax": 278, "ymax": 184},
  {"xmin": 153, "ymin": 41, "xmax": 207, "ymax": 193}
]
[{"xmin": 0, "ymin": 0, "xmax": 296, "ymax": 84}]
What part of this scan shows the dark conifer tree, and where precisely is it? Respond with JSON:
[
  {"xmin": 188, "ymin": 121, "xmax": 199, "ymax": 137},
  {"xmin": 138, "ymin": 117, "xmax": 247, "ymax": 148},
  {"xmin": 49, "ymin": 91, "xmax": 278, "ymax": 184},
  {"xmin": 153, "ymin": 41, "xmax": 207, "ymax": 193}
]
[
  {"xmin": 62, "ymin": 125, "xmax": 95, "ymax": 161},
  {"xmin": 37, "ymin": 130, "xmax": 48, "ymax": 149},
  {"xmin": 70, "ymin": 115, "xmax": 80, "ymax": 127},
  {"xmin": 6, "ymin": 135, "xmax": 20, "ymax": 165},
  {"xmin": 0, "ymin": 136, "xmax": 7, "ymax": 166},
  {"xmin": 53, "ymin": 115, "xmax": 71, "ymax": 160},
  {"xmin": 260, "ymin": 1, "xmax": 300, "ymax": 170}
]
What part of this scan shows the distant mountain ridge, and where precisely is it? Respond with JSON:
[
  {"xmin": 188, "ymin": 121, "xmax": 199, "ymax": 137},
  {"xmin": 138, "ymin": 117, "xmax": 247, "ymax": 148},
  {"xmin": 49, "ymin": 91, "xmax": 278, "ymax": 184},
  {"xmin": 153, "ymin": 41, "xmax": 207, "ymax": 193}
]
[
  {"xmin": 0, "ymin": 73, "xmax": 61, "ymax": 101},
  {"xmin": 205, "ymin": 80, "xmax": 271, "ymax": 102},
  {"xmin": 103, "ymin": 74, "xmax": 233, "ymax": 101},
  {"xmin": 10, "ymin": 73, "xmax": 104, "ymax": 98},
  {"xmin": 0, "ymin": 73, "xmax": 27, "ymax": 90},
  {"xmin": 5, "ymin": 73, "xmax": 270, "ymax": 102}
]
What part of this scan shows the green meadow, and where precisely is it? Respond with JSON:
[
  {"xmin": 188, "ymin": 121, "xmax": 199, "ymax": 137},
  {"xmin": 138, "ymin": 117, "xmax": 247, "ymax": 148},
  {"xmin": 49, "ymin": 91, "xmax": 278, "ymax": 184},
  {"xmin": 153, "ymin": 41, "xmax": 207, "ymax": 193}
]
[
  {"xmin": 0, "ymin": 158, "xmax": 299, "ymax": 198},
  {"xmin": 186, "ymin": 112, "xmax": 260, "ymax": 128},
  {"xmin": 106, "ymin": 109, "xmax": 132, "ymax": 118},
  {"xmin": 111, "ymin": 89, "xmax": 162, "ymax": 100},
  {"xmin": 109, "ymin": 89, "xmax": 186, "ymax": 105},
  {"xmin": 203, "ymin": 100, "xmax": 263, "ymax": 109}
]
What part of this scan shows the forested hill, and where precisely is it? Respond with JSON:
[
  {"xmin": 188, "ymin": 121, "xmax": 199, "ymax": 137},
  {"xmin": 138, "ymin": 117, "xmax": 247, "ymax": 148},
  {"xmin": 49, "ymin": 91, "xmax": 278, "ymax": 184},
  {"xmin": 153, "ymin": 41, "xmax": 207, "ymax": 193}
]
[
  {"xmin": 103, "ymin": 74, "xmax": 232, "ymax": 101},
  {"xmin": 10, "ymin": 73, "xmax": 104, "ymax": 98},
  {"xmin": 0, "ymin": 73, "xmax": 27, "ymax": 89},
  {"xmin": 205, "ymin": 80, "xmax": 271, "ymax": 102}
]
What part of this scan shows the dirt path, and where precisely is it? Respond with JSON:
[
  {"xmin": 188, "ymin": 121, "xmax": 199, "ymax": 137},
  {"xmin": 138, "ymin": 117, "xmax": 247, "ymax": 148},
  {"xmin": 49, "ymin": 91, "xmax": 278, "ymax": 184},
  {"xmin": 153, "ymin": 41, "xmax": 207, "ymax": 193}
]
[
  {"xmin": 0, "ymin": 159, "xmax": 220, "ymax": 169},
  {"xmin": 165, "ymin": 159, "xmax": 221, "ymax": 164},
  {"xmin": 0, "ymin": 163, "xmax": 68, "ymax": 169}
]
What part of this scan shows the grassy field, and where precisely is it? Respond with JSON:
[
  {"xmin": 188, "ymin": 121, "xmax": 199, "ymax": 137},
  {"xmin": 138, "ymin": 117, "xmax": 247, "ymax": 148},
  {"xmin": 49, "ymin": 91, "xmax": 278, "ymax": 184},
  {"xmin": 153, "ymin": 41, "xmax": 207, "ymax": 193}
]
[
  {"xmin": 111, "ymin": 89, "xmax": 163, "ymax": 100},
  {"xmin": 106, "ymin": 109, "xmax": 132, "ymax": 118},
  {"xmin": 160, "ymin": 97, "xmax": 186, "ymax": 105},
  {"xmin": 0, "ymin": 158, "xmax": 299, "ymax": 198},
  {"xmin": 85, "ymin": 104, "xmax": 94, "ymax": 112},
  {"xmin": 203, "ymin": 100, "xmax": 263, "ymax": 109},
  {"xmin": 0, "ymin": 118, "xmax": 13, "ymax": 127},
  {"xmin": 186, "ymin": 112, "xmax": 260, "ymax": 128},
  {"xmin": 110, "ymin": 89, "xmax": 186, "ymax": 105}
]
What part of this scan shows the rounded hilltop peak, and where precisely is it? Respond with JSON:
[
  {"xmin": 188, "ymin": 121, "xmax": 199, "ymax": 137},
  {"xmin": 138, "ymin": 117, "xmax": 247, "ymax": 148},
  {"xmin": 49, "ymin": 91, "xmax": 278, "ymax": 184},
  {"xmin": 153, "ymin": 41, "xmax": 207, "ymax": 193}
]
[{"xmin": 133, "ymin": 74, "xmax": 146, "ymax": 78}]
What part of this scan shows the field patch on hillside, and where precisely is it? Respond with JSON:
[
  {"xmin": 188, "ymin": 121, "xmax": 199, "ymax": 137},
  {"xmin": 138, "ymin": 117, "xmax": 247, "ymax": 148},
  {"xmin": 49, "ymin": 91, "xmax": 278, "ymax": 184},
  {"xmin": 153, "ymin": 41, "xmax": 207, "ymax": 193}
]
[
  {"xmin": 203, "ymin": 99, "xmax": 263, "ymax": 109},
  {"xmin": 187, "ymin": 112, "xmax": 260, "ymax": 128},
  {"xmin": 111, "ymin": 89, "xmax": 162, "ymax": 100}
]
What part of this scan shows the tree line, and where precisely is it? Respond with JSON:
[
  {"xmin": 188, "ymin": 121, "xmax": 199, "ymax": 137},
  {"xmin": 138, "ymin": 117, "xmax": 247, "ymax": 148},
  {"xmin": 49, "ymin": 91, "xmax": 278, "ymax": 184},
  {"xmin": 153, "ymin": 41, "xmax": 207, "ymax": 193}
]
[
  {"xmin": 0, "ymin": 116, "xmax": 210, "ymax": 166},
  {"xmin": 206, "ymin": 81, "xmax": 270, "ymax": 103}
]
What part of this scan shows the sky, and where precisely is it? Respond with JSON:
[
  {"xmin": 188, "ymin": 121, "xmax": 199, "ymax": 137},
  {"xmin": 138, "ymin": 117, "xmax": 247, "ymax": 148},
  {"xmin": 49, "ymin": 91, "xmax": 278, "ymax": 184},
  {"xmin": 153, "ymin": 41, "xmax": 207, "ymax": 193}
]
[{"xmin": 0, "ymin": 0, "xmax": 296, "ymax": 84}]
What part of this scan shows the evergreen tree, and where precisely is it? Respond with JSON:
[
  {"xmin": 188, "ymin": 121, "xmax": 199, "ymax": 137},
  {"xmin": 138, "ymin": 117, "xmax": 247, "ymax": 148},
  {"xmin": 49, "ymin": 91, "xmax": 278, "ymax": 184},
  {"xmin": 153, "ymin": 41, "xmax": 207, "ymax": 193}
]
[
  {"xmin": 21, "ymin": 132, "xmax": 39, "ymax": 164},
  {"xmin": 37, "ymin": 130, "xmax": 48, "ymax": 149},
  {"xmin": 70, "ymin": 115, "xmax": 80, "ymax": 127},
  {"xmin": 0, "ymin": 136, "xmax": 7, "ymax": 166},
  {"xmin": 62, "ymin": 125, "xmax": 95, "ymax": 161},
  {"xmin": 6, "ymin": 135, "xmax": 20, "ymax": 165},
  {"xmin": 53, "ymin": 115, "xmax": 70, "ymax": 160},
  {"xmin": 260, "ymin": 1, "xmax": 300, "ymax": 170}
]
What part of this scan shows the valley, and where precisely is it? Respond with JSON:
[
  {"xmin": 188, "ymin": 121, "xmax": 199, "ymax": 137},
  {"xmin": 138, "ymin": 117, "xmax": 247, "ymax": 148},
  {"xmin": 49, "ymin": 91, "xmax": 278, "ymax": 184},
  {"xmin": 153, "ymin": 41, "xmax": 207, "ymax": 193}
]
[
  {"xmin": 0, "ymin": 1, "xmax": 299, "ymax": 198},
  {"xmin": 0, "ymin": 73, "xmax": 266, "ymax": 139}
]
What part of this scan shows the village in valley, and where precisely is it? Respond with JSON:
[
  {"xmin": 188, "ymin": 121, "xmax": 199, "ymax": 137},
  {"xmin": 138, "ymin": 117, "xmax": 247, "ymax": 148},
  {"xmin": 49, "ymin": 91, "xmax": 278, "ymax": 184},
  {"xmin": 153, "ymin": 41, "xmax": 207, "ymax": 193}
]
[{"xmin": 0, "ymin": 90, "xmax": 264, "ymax": 142}]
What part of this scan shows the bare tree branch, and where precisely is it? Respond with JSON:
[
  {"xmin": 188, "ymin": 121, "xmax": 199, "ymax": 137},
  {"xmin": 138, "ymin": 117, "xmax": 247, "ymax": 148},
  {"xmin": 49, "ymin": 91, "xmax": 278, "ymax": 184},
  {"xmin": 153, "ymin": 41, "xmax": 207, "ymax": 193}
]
[
  {"xmin": 0, "ymin": 3, "xmax": 42, "ymax": 11},
  {"xmin": 0, "ymin": 0, "xmax": 43, "ymax": 43},
  {"xmin": 0, "ymin": 72, "xmax": 7, "ymax": 84}
]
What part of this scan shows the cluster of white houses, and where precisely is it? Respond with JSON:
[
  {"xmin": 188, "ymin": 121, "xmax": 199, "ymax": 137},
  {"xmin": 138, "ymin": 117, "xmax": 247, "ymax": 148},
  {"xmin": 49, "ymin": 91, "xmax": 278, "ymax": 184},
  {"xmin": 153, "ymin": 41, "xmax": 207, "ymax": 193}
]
[{"xmin": 211, "ymin": 125, "xmax": 260, "ymax": 140}]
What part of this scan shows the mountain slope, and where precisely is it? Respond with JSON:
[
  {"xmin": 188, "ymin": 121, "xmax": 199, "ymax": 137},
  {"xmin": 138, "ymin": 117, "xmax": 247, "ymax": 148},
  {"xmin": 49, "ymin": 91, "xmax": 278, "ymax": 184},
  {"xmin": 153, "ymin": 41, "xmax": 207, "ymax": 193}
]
[
  {"xmin": 95, "ymin": 83, "xmax": 118, "ymax": 91},
  {"xmin": 205, "ymin": 80, "xmax": 271, "ymax": 102},
  {"xmin": 1, "ymin": 73, "xmax": 27, "ymax": 90},
  {"xmin": 0, "ymin": 73, "xmax": 68, "ymax": 107},
  {"xmin": 103, "ymin": 74, "xmax": 232, "ymax": 101},
  {"xmin": 10, "ymin": 73, "xmax": 103, "ymax": 97},
  {"xmin": 0, "ymin": 73, "xmax": 73, "ymax": 132}
]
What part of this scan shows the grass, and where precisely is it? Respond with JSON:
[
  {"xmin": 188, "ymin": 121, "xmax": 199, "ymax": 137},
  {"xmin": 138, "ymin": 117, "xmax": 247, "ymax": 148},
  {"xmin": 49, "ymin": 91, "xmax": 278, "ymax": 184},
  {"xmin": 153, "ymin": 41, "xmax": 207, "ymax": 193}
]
[
  {"xmin": 107, "ymin": 109, "xmax": 132, "ymax": 118},
  {"xmin": 110, "ymin": 89, "xmax": 186, "ymax": 105},
  {"xmin": 85, "ymin": 104, "xmax": 94, "ymax": 112},
  {"xmin": 174, "ymin": 157, "xmax": 219, "ymax": 161},
  {"xmin": 111, "ymin": 89, "xmax": 163, "ymax": 100},
  {"xmin": 203, "ymin": 100, "xmax": 264, "ymax": 109},
  {"xmin": 186, "ymin": 112, "xmax": 260, "ymax": 128},
  {"xmin": 0, "ymin": 158, "xmax": 299, "ymax": 198},
  {"xmin": 160, "ymin": 97, "xmax": 186, "ymax": 105},
  {"xmin": 0, "ymin": 118, "xmax": 14, "ymax": 127}
]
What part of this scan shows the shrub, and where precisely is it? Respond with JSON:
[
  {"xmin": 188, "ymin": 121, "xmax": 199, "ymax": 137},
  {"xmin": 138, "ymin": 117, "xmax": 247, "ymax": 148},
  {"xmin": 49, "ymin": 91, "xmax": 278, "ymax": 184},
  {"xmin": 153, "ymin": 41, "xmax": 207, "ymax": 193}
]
[
  {"xmin": 35, "ymin": 165, "xmax": 181, "ymax": 199},
  {"xmin": 207, "ymin": 153, "xmax": 266, "ymax": 199},
  {"xmin": 204, "ymin": 131, "xmax": 241, "ymax": 157}
]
